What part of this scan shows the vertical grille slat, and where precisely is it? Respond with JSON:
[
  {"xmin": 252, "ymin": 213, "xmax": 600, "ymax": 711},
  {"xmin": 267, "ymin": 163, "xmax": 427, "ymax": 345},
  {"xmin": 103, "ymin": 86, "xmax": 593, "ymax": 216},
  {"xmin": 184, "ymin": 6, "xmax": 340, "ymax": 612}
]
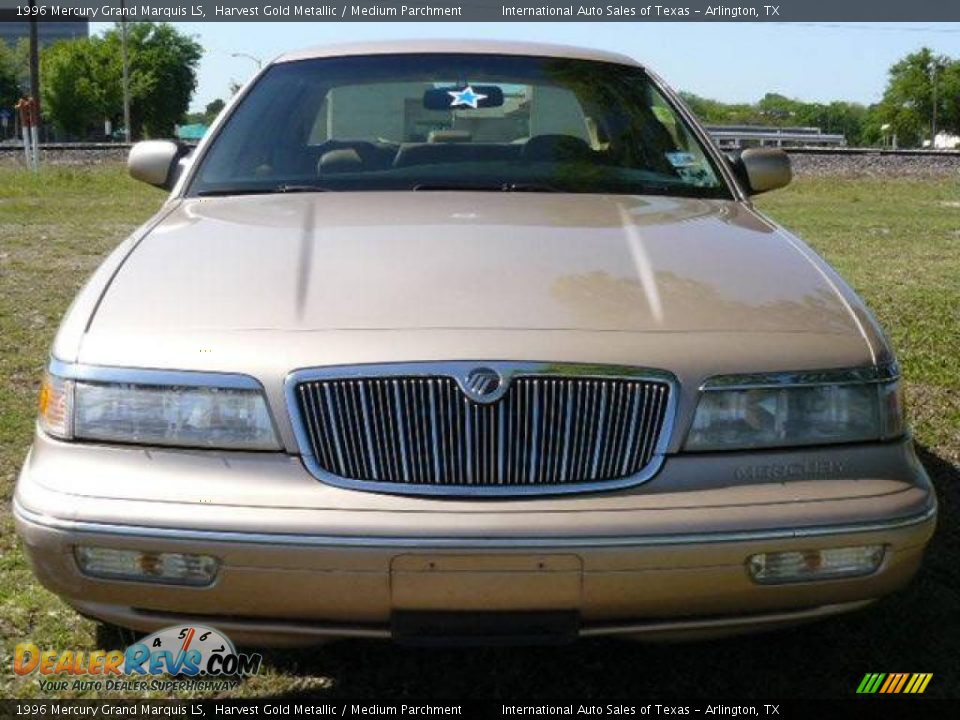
[
  {"xmin": 321, "ymin": 385, "xmax": 347, "ymax": 477},
  {"xmin": 295, "ymin": 371, "xmax": 670, "ymax": 491}
]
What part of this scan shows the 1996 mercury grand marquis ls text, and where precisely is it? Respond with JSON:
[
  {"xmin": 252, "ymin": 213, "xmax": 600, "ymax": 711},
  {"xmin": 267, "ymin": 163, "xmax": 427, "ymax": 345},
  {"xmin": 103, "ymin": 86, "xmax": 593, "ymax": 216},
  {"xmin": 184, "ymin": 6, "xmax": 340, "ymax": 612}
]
[{"xmin": 15, "ymin": 40, "xmax": 936, "ymax": 645}]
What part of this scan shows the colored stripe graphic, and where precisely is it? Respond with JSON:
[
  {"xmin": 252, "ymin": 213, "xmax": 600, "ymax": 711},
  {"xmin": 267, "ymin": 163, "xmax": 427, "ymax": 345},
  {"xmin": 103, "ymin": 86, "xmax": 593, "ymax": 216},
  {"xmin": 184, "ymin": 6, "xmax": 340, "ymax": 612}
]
[
  {"xmin": 907, "ymin": 673, "xmax": 933, "ymax": 693},
  {"xmin": 858, "ymin": 673, "xmax": 932, "ymax": 694},
  {"xmin": 879, "ymin": 674, "xmax": 896, "ymax": 693},
  {"xmin": 892, "ymin": 673, "xmax": 909, "ymax": 693}
]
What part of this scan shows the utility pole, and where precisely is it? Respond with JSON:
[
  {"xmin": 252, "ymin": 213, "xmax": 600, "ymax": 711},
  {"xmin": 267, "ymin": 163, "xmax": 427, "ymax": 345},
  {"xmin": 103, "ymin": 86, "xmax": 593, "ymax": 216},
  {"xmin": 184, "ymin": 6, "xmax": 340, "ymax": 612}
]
[
  {"xmin": 27, "ymin": 0, "xmax": 40, "ymax": 166},
  {"xmin": 121, "ymin": 0, "xmax": 132, "ymax": 142},
  {"xmin": 28, "ymin": 0, "xmax": 39, "ymax": 111},
  {"xmin": 931, "ymin": 60, "xmax": 939, "ymax": 146}
]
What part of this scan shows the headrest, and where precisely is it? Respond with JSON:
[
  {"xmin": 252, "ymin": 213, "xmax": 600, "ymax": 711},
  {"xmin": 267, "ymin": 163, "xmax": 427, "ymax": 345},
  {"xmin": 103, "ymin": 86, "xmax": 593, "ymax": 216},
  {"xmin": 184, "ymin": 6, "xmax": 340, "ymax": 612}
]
[{"xmin": 318, "ymin": 148, "xmax": 363, "ymax": 174}]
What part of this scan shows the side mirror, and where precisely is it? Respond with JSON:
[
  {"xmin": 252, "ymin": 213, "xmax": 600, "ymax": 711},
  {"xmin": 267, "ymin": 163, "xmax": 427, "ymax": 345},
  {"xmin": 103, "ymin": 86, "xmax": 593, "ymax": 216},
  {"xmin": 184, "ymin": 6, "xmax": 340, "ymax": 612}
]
[
  {"xmin": 128, "ymin": 140, "xmax": 188, "ymax": 190},
  {"xmin": 732, "ymin": 148, "xmax": 792, "ymax": 195}
]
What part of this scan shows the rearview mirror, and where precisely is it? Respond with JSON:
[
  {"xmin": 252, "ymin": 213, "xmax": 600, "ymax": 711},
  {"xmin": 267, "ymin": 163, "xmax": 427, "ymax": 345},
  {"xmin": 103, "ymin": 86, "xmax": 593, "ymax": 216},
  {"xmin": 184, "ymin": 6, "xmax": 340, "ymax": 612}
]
[
  {"xmin": 128, "ymin": 140, "xmax": 187, "ymax": 190},
  {"xmin": 423, "ymin": 86, "xmax": 505, "ymax": 110},
  {"xmin": 735, "ymin": 148, "xmax": 792, "ymax": 195}
]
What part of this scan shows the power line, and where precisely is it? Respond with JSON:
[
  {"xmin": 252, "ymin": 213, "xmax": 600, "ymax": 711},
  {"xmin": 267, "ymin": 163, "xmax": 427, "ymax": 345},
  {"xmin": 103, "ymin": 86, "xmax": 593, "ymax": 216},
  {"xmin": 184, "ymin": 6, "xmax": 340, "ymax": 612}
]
[{"xmin": 780, "ymin": 23, "xmax": 960, "ymax": 34}]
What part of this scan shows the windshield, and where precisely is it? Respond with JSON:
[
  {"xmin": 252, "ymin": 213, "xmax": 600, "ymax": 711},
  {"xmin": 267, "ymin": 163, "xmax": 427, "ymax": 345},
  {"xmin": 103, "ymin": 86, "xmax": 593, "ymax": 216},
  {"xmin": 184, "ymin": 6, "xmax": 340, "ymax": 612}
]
[{"xmin": 188, "ymin": 53, "xmax": 731, "ymax": 199}]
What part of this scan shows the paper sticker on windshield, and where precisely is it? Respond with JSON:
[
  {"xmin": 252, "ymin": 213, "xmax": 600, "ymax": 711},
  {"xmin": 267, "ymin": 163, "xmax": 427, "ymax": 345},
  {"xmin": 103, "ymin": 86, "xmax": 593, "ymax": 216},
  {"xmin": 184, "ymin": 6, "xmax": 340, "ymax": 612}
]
[{"xmin": 665, "ymin": 151, "xmax": 698, "ymax": 168}]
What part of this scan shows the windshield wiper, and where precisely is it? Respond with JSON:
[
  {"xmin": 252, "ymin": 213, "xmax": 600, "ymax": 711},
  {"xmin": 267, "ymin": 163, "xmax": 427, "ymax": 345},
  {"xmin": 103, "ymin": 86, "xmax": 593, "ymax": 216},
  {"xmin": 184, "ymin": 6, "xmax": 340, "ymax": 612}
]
[
  {"xmin": 412, "ymin": 182, "xmax": 563, "ymax": 193},
  {"xmin": 197, "ymin": 183, "xmax": 335, "ymax": 197},
  {"xmin": 273, "ymin": 183, "xmax": 336, "ymax": 193},
  {"xmin": 502, "ymin": 182, "xmax": 564, "ymax": 193}
]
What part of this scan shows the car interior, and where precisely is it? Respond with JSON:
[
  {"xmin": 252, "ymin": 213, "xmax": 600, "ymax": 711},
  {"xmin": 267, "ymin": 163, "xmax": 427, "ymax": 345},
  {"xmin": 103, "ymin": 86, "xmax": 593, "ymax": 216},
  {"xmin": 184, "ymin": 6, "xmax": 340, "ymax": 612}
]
[{"xmin": 193, "ymin": 55, "xmax": 724, "ymax": 194}]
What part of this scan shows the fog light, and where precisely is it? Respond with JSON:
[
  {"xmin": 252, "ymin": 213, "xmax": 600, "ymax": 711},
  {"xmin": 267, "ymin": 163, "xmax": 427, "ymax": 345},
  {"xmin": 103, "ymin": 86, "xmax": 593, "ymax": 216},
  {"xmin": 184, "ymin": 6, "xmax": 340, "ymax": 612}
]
[
  {"xmin": 747, "ymin": 545, "xmax": 885, "ymax": 585},
  {"xmin": 75, "ymin": 547, "xmax": 218, "ymax": 586}
]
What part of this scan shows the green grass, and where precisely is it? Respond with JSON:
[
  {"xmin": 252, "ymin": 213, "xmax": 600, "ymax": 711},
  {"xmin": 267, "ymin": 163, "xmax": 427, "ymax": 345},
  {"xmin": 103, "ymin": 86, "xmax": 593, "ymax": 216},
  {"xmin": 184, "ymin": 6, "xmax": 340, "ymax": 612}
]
[
  {"xmin": 0, "ymin": 166, "xmax": 957, "ymax": 699},
  {"xmin": 756, "ymin": 177, "xmax": 960, "ymax": 464}
]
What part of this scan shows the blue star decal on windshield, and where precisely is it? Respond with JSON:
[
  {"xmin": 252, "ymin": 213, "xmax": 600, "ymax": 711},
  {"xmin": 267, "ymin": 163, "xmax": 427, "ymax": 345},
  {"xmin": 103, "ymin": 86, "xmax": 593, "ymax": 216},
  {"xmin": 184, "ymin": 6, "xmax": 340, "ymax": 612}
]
[{"xmin": 447, "ymin": 86, "xmax": 488, "ymax": 109}]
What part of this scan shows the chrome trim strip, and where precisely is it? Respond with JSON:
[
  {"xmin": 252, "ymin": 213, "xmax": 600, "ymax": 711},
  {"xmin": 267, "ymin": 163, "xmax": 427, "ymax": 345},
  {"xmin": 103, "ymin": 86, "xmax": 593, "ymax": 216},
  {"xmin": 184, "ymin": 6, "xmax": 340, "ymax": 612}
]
[
  {"xmin": 579, "ymin": 600, "xmax": 876, "ymax": 637},
  {"xmin": 48, "ymin": 357, "xmax": 263, "ymax": 391},
  {"xmin": 283, "ymin": 361, "xmax": 680, "ymax": 497},
  {"xmin": 14, "ymin": 499, "xmax": 936, "ymax": 550},
  {"xmin": 93, "ymin": 600, "xmax": 873, "ymax": 641},
  {"xmin": 700, "ymin": 364, "xmax": 900, "ymax": 391},
  {"xmin": 73, "ymin": 602, "xmax": 394, "ymax": 640}
]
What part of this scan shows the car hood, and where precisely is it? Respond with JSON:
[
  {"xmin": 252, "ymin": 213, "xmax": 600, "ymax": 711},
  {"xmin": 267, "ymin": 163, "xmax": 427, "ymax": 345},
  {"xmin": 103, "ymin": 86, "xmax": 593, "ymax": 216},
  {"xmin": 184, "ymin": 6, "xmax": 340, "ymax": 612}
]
[{"xmin": 88, "ymin": 191, "xmax": 861, "ymax": 338}]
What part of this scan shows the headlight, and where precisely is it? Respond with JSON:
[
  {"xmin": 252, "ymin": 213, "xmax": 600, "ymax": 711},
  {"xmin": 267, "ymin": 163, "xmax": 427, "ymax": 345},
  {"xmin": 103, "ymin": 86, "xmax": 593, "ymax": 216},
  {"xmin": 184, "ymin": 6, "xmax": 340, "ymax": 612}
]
[
  {"xmin": 685, "ymin": 365, "xmax": 904, "ymax": 451},
  {"xmin": 39, "ymin": 365, "xmax": 280, "ymax": 451}
]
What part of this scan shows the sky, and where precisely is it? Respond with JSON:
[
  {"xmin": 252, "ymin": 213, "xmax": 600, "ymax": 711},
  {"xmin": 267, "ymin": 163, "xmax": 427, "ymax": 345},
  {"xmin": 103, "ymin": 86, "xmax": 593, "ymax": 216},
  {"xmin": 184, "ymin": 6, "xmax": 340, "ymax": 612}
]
[{"xmin": 90, "ymin": 21, "xmax": 960, "ymax": 112}]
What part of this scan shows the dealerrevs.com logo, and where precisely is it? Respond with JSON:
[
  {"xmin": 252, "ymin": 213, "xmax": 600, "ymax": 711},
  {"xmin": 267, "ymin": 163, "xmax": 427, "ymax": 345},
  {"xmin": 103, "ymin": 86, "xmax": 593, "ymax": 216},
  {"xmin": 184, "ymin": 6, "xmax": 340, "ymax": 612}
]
[{"xmin": 14, "ymin": 625, "xmax": 262, "ymax": 693}]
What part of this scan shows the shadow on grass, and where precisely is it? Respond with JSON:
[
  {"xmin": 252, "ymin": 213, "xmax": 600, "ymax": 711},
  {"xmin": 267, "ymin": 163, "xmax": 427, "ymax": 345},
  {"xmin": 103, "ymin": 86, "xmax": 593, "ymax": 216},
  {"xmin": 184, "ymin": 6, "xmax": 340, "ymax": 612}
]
[{"xmin": 114, "ymin": 447, "xmax": 959, "ymax": 700}]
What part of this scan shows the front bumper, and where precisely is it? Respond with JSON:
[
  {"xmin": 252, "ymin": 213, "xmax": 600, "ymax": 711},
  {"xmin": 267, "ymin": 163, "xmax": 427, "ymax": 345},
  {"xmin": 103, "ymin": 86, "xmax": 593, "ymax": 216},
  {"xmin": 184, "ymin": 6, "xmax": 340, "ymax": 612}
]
[{"xmin": 14, "ymin": 432, "xmax": 937, "ymax": 645}]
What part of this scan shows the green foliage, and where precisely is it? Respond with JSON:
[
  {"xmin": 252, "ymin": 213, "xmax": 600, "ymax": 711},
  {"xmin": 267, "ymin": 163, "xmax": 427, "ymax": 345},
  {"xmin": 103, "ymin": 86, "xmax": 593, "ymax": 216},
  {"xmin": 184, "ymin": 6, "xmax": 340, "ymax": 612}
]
[
  {"xmin": 0, "ymin": 41, "xmax": 21, "ymax": 113},
  {"xmin": 795, "ymin": 102, "xmax": 872, "ymax": 146},
  {"xmin": 682, "ymin": 47, "xmax": 960, "ymax": 148},
  {"xmin": 40, "ymin": 40, "xmax": 99, "ymax": 135},
  {"xmin": 679, "ymin": 92, "xmax": 755, "ymax": 124},
  {"xmin": 680, "ymin": 90, "xmax": 875, "ymax": 146},
  {"xmin": 876, "ymin": 47, "xmax": 960, "ymax": 147},
  {"xmin": 206, "ymin": 97, "xmax": 225, "ymax": 118},
  {"xmin": 39, "ymin": 23, "xmax": 202, "ymax": 139},
  {"xmin": 114, "ymin": 23, "xmax": 203, "ymax": 137},
  {"xmin": 183, "ymin": 97, "xmax": 225, "ymax": 126}
]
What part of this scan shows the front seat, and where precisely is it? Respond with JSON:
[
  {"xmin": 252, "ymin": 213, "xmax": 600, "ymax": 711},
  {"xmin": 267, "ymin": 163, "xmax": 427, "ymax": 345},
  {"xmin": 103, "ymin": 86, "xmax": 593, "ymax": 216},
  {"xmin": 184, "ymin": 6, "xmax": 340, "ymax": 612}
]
[{"xmin": 522, "ymin": 134, "xmax": 594, "ymax": 162}]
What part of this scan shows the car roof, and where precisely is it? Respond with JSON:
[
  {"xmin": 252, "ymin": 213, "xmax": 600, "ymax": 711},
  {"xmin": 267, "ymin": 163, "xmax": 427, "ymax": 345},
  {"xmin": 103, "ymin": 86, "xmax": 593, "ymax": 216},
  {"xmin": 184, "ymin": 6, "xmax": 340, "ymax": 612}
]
[{"xmin": 275, "ymin": 39, "xmax": 642, "ymax": 68}]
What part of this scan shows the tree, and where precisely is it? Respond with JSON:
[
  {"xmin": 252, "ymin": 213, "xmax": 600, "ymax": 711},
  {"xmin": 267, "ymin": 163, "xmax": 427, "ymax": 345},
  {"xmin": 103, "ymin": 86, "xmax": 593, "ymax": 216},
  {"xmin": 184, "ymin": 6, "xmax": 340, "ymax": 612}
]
[
  {"xmin": 794, "ymin": 101, "xmax": 871, "ymax": 146},
  {"xmin": 183, "ymin": 97, "xmax": 226, "ymax": 126},
  {"xmin": 110, "ymin": 23, "xmax": 203, "ymax": 138},
  {"xmin": 756, "ymin": 92, "xmax": 801, "ymax": 122},
  {"xmin": 0, "ymin": 41, "xmax": 22, "ymax": 114},
  {"xmin": 40, "ymin": 39, "xmax": 100, "ymax": 136},
  {"xmin": 877, "ymin": 48, "xmax": 960, "ymax": 147},
  {"xmin": 205, "ymin": 98, "xmax": 225, "ymax": 118},
  {"xmin": 680, "ymin": 90, "xmax": 872, "ymax": 145},
  {"xmin": 39, "ymin": 23, "xmax": 202, "ymax": 140},
  {"xmin": 679, "ymin": 92, "xmax": 756, "ymax": 124}
]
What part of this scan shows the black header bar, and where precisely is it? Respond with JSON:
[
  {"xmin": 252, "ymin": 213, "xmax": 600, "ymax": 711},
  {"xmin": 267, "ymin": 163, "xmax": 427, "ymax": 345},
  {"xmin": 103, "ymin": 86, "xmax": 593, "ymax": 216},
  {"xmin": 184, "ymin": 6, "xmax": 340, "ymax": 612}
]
[
  {"xmin": 0, "ymin": 0, "xmax": 959, "ymax": 22},
  {"xmin": 1, "ymin": 699, "xmax": 960, "ymax": 720}
]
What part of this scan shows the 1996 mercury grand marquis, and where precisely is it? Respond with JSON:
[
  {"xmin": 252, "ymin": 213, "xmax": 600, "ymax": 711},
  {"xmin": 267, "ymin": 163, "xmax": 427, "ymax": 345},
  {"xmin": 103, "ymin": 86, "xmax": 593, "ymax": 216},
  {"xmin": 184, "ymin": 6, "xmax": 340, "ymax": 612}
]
[{"xmin": 15, "ymin": 40, "xmax": 936, "ymax": 645}]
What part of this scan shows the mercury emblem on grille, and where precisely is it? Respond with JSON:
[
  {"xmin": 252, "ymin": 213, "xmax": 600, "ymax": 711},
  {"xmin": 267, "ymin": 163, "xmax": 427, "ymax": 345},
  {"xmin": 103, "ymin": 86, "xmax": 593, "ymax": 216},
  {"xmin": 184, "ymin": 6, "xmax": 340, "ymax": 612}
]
[{"xmin": 462, "ymin": 366, "xmax": 503, "ymax": 402}]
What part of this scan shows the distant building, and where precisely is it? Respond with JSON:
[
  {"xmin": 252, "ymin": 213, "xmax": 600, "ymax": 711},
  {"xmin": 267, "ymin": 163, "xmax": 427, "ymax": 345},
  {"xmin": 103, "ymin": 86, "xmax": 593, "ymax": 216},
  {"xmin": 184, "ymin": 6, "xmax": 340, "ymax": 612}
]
[
  {"xmin": 706, "ymin": 124, "xmax": 846, "ymax": 149},
  {"xmin": 927, "ymin": 132, "xmax": 960, "ymax": 150},
  {"xmin": 0, "ymin": 20, "xmax": 89, "ymax": 49},
  {"xmin": 176, "ymin": 123, "xmax": 208, "ymax": 142}
]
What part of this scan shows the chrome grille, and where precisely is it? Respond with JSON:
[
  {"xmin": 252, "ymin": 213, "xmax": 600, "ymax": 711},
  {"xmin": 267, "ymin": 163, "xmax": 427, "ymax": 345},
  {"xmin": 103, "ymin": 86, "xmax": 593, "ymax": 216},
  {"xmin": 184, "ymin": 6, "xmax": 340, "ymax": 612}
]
[{"xmin": 291, "ymin": 365, "xmax": 672, "ymax": 494}]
